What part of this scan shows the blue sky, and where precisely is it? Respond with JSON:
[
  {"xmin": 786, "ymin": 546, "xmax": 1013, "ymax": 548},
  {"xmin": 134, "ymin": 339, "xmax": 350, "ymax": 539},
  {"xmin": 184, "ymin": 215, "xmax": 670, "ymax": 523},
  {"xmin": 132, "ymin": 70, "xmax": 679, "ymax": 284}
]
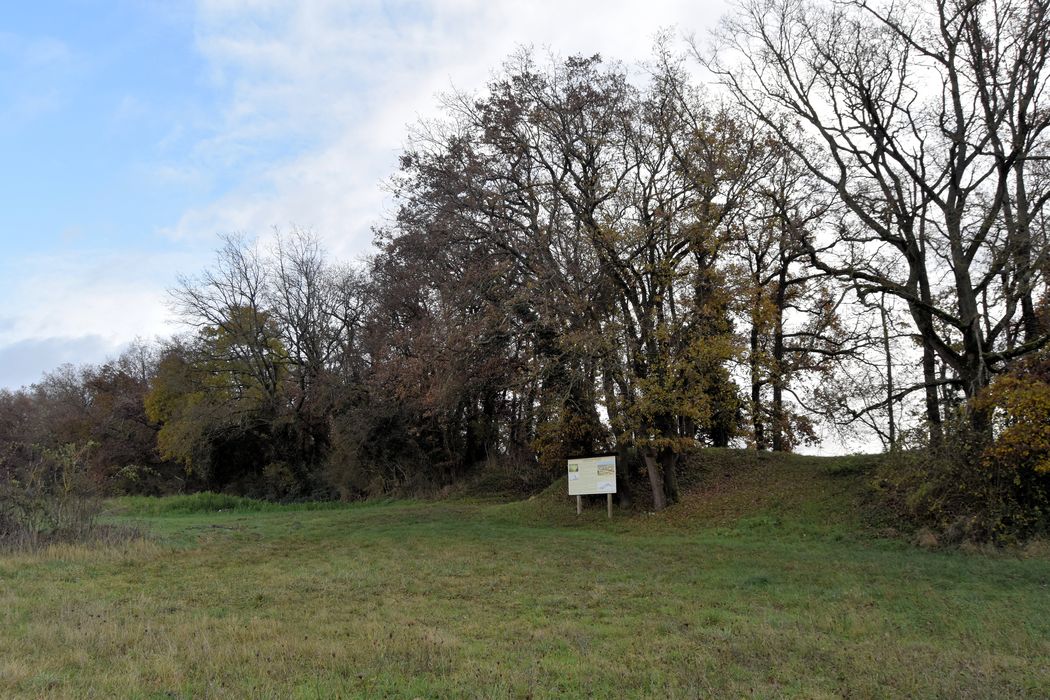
[
  {"xmin": 0, "ymin": 0, "xmax": 725, "ymax": 390},
  {"xmin": 3, "ymin": 3, "xmax": 207, "ymax": 256}
]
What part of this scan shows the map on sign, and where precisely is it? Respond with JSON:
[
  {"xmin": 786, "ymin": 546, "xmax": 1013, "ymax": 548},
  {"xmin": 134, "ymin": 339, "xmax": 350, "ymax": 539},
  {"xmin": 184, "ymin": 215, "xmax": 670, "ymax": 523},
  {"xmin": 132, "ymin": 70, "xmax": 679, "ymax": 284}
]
[{"xmin": 567, "ymin": 455, "xmax": 617, "ymax": 495}]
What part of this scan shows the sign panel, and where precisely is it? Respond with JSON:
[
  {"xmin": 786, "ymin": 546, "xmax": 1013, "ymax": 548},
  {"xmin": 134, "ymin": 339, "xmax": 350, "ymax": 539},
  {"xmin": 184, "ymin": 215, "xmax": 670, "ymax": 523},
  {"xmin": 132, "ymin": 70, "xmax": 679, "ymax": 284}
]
[{"xmin": 567, "ymin": 455, "xmax": 617, "ymax": 495}]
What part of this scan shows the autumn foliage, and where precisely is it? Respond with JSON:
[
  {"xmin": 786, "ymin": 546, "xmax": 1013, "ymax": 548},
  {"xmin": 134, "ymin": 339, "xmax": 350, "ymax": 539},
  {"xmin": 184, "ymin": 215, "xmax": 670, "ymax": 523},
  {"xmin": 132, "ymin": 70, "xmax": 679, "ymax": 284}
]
[{"xmin": 981, "ymin": 346, "xmax": 1050, "ymax": 469}]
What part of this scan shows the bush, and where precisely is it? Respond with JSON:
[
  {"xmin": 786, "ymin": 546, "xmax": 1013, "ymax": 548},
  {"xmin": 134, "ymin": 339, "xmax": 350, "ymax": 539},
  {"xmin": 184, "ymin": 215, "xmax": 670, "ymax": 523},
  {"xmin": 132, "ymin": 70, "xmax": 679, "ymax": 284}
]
[
  {"xmin": 463, "ymin": 452, "xmax": 553, "ymax": 498},
  {"xmin": 532, "ymin": 407, "xmax": 609, "ymax": 474},
  {"xmin": 0, "ymin": 442, "xmax": 118, "ymax": 551},
  {"xmin": 979, "ymin": 375, "xmax": 1050, "ymax": 476},
  {"xmin": 875, "ymin": 373, "xmax": 1050, "ymax": 545}
]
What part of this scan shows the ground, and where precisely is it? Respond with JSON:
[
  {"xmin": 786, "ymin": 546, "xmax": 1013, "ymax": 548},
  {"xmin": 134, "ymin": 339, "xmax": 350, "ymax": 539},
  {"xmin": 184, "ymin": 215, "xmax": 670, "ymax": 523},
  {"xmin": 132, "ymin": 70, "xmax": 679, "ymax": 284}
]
[{"xmin": 1, "ymin": 450, "xmax": 1048, "ymax": 698}]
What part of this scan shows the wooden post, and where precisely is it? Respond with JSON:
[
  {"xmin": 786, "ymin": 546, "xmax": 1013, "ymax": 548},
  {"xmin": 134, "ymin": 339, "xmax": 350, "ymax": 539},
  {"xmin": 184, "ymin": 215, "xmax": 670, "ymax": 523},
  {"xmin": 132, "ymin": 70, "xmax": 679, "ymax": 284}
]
[
  {"xmin": 576, "ymin": 495, "xmax": 582, "ymax": 516},
  {"xmin": 607, "ymin": 493, "xmax": 612, "ymax": 519}
]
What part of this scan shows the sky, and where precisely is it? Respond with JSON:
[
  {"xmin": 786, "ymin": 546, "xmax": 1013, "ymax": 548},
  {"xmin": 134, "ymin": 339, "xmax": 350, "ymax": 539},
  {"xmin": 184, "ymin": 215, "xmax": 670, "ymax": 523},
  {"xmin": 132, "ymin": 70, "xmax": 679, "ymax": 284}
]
[{"xmin": 0, "ymin": 0, "xmax": 730, "ymax": 391}]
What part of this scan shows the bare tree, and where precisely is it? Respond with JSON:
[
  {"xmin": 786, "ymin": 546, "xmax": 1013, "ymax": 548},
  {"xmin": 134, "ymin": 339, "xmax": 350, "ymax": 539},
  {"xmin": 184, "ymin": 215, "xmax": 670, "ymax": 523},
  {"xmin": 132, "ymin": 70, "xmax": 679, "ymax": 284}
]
[
  {"xmin": 704, "ymin": 0, "xmax": 1050, "ymax": 435},
  {"xmin": 171, "ymin": 234, "xmax": 284, "ymax": 410}
]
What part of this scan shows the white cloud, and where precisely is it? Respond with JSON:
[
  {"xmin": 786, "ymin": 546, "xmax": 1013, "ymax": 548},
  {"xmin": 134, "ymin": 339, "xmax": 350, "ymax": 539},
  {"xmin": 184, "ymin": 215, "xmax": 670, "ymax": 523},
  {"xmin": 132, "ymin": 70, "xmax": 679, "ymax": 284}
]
[
  {"xmin": 1, "ymin": 1, "xmax": 730, "ymax": 389},
  {"xmin": 0, "ymin": 336, "xmax": 117, "ymax": 390},
  {"xmin": 0, "ymin": 32, "xmax": 72, "ymax": 67},
  {"xmin": 0, "ymin": 32, "xmax": 76, "ymax": 123},
  {"xmin": 166, "ymin": 0, "xmax": 730, "ymax": 258},
  {"xmin": 0, "ymin": 248, "xmax": 194, "ymax": 351}
]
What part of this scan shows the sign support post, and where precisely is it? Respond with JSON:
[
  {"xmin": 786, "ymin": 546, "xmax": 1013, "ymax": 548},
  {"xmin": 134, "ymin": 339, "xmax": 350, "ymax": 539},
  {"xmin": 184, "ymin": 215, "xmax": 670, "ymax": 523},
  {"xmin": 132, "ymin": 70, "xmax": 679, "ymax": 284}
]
[
  {"xmin": 607, "ymin": 493, "xmax": 612, "ymax": 519},
  {"xmin": 576, "ymin": 495, "xmax": 582, "ymax": 516}
]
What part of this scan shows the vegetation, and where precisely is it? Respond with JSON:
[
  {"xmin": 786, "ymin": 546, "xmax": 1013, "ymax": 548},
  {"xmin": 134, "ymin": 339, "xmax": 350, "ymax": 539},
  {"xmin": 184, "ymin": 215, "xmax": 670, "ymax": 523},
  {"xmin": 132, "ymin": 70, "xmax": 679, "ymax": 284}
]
[
  {"xmin": 0, "ymin": 442, "xmax": 137, "ymax": 552},
  {"xmin": 875, "ymin": 351, "xmax": 1050, "ymax": 543},
  {"xmin": 5, "ymin": 2, "xmax": 1050, "ymax": 697},
  {"xmin": 2, "ymin": 451, "xmax": 1047, "ymax": 698},
  {"xmin": 3, "ymin": 0, "xmax": 1050, "ymax": 548}
]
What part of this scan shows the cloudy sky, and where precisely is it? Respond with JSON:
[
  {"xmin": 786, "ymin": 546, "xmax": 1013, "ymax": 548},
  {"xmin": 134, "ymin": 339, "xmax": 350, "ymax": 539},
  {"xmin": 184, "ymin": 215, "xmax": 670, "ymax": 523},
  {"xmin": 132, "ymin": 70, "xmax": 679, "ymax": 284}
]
[{"xmin": 1, "ymin": 0, "xmax": 729, "ymax": 390}]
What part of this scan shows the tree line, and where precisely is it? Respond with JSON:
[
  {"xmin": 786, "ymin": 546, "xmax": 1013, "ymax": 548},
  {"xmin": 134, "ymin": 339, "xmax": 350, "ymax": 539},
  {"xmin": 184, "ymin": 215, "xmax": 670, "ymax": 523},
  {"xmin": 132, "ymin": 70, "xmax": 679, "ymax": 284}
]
[{"xmin": 3, "ymin": 0, "xmax": 1050, "ymax": 540}]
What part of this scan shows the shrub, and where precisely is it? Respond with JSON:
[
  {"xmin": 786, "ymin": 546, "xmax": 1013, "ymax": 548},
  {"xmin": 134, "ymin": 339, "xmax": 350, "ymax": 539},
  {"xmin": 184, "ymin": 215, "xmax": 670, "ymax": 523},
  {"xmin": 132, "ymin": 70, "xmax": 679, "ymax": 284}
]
[
  {"xmin": 532, "ymin": 407, "xmax": 609, "ymax": 474},
  {"xmin": 875, "ymin": 362, "xmax": 1050, "ymax": 544},
  {"xmin": 979, "ymin": 375, "xmax": 1050, "ymax": 476},
  {"xmin": 465, "ymin": 452, "xmax": 552, "ymax": 498},
  {"xmin": 0, "ymin": 442, "xmax": 135, "ymax": 551},
  {"xmin": 113, "ymin": 492, "xmax": 345, "ymax": 516}
]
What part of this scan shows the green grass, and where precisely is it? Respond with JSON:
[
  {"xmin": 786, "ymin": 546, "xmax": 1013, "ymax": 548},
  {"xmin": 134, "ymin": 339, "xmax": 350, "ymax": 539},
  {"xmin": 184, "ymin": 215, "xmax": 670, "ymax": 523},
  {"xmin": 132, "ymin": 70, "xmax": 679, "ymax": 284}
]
[
  {"xmin": 111, "ymin": 491, "xmax": 349, "ymax": 517},
  {"xmin": 1, "ymin": 450, "xmax": 1048, "ymax": 698}
]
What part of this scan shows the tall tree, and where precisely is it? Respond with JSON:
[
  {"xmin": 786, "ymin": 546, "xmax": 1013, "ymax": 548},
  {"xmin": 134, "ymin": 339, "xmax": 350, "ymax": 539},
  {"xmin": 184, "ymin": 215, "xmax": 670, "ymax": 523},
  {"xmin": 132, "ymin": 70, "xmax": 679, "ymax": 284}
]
[
  {"xmin": 735, "ymin": 139, "xmax": 858, "ymax": 451},
  {"xmin": 707, "ymin": 0, "xmax": 1050, "ymax": 435},
  {"xmin": 390, "ymin": 50, "xmax": 765, "ymax": 509}
]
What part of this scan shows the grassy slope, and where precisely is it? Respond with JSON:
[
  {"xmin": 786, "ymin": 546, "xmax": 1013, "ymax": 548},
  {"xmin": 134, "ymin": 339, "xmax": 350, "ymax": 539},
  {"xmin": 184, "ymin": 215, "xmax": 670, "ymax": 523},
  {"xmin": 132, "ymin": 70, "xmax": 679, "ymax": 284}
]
[{"xmin": 1, "ymin": 450, "xmax": 1048, "ymax": 698}]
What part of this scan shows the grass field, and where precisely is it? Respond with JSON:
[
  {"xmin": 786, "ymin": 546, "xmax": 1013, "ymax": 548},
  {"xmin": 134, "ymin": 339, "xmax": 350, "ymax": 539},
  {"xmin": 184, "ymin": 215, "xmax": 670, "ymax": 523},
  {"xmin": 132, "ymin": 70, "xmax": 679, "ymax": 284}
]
[{"xmin": 1, "ymin": 450, "xmax": 1048, "ymax": 698}]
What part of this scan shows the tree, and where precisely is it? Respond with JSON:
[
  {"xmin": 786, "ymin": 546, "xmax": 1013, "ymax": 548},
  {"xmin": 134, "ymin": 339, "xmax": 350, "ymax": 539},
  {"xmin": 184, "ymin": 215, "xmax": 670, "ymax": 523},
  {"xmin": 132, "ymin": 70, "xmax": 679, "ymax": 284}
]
[
  {"xmin": 149, "ymin": 232, "xmax": 362, "ymax": 496},
  {"xmin": 706, "ymin": 0, "xmax": 1050, "ymax": 436},
  {"xmin": 389, "ymin": 49, "xmax": 764, "ymax": 509},
  {"xmin": 734, "ymin": 138, "xmax": 859, "ymax": 451}
]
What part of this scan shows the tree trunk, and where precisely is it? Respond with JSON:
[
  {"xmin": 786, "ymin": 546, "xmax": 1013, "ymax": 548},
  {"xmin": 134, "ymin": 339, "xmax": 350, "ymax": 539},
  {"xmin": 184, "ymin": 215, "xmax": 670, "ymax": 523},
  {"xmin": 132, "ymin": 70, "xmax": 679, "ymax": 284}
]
[
  {"xmin": 660, "ymin": 448, "xmax": 680, "ymax": 505},
  {"xmin": 771, "ymin": 275, "xmax": 787, "ymax": 452},
  {"xmin": 615, "ymin": 450, "xmax": 632, "ymax": 509},
  {"xmin": 1012, "ymin": 163, "xmax": 1040, "ymax": 344},
  {"xmin": 601, "ymin": 365, "xmax": 632, "ymax": 509},
  {"xmin": 880, "ymin": 294, "xmax": 896, "ymax": 450},
  {"xmin": 922, "ymin": 337, "xmax": 943, "ymax": 448},
  {"xmin": 750, "ymin": 323, "xmax": 766, "ymax": 450},
  {"xmin": 643, "ymin": 450, "xmax": 667, "ymax": 512}
]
